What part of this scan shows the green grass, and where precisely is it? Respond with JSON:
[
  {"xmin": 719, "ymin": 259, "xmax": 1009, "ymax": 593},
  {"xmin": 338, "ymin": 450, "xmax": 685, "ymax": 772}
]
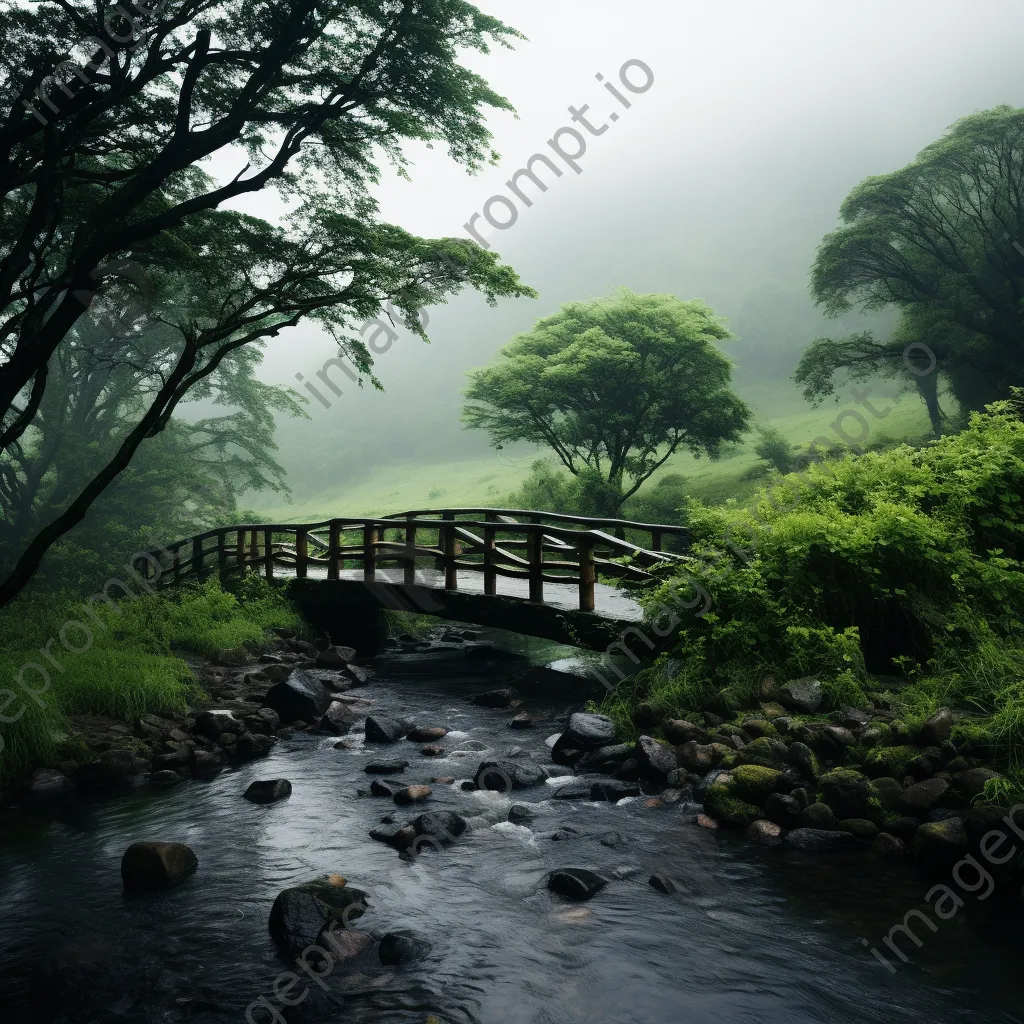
[
  {"xmin": 0, "ymin": 574, "xmax": 302, "ymax": 785},
  {"xmin": 257, "ymin": 385, "xmax": 934, "ymax": 520}
]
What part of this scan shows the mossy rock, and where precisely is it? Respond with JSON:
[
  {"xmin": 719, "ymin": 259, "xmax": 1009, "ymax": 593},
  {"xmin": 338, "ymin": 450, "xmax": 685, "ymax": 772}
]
[
  {"xmin": 818, "ymin": 768, "xmax": 884, "ymax": 824},
  {"xmin": 737, "ymin": 736, "xmax": 790, "ymax": 768},
  {"xmin": 741, "ymin": 719, "xmax": 779, "ymax": 739},
  {"xmin": 863, "ymin": 745, "xmax": 918, "ymax": 780},
  {"xmin": 949, "ymin": 722, "xmax": 995, "ymax": 757},
  {"xmin": 889, "ymin": 720, "xmax": 912, "ymax": 742},
  {"xmin": 703, "ymin": 774, "xmax": 762, "ymax": 827},
  {"xmin": 730, "ymin": 765, "xmax": 782, "ymax": 802}
]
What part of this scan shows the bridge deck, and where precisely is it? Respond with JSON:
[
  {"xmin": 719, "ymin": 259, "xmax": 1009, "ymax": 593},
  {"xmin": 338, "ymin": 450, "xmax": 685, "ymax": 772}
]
[{"xmin": 329, "ymin": 566, "xmax": 644, "ymax": 621}]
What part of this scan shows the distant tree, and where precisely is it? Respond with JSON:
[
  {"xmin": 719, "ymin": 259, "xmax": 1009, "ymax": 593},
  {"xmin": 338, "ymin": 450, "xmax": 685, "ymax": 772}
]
[
  {"xmin": 463, "ymin": 291, "xmax": 750, "ymax": 515},
  {"xmin": 752, "ymin": 424, "xmax": 795, "ymax": 474},
  {"xmin": 801, "ymin": 105, "xmax": 1024, "ymax": 423}
]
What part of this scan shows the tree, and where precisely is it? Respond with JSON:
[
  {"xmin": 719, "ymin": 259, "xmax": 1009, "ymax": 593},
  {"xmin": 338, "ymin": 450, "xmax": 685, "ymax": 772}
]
[
  {"xmin": 463, "ymin": 291, "xmax": 751, "ymax": 515},
  {"xmin": 0, "ymin": 1, "xmax": 534, "ymax": 605},
  {"xmin": 752, "ymin": 424, "xmax": 795, "ymax": 474},
  {"xmin": 802, "ymin": 105, "xmax": 1024, "ymax": 420}
]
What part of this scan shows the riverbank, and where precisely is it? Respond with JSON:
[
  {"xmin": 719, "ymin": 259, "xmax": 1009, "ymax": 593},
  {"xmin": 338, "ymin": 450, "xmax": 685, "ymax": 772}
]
[{"xmin": 2, "ymin": 625, "xmax": 1022, "ymax": 1023}]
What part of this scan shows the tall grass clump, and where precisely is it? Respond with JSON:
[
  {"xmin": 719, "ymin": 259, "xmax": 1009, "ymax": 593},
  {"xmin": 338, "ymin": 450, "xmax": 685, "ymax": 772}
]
[{"xmin": 0, "ymin": 572, "xmax": 302, "ymax": 785}]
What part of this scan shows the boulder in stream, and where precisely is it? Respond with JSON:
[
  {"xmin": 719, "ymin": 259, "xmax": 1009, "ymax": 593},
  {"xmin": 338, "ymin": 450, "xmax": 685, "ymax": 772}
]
[
  {"xmin": 268, "ymin": 875, "xmax": 368, "ymax": 953},
  {"xmin": 474, "ymin": 759, "xmax": 545, "ymax": 791},
  {"xmin": 547, "ymin": 868, "xmax": 607, "ymax": 901},
  {"xmin": 243, "ymin": 779, "xmax": 292, "ymax": 804},
  {"xmin": 121, "ymin": 841, "xmax": 198, "ymax": 889},
  {"xmin": 365, "ymin": 715, "xmax": 408, "ymax": 743},
  {"xmin": 263, "ymin": 671, "xmax": 333, "ymax": 724}
]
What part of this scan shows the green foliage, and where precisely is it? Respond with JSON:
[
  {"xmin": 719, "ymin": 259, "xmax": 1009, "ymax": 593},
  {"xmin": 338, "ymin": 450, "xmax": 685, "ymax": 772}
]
[
  {"xmin": 0, "ymin": 574, "xmax": 299, "ymax": 784},
  {"xmin": 464, "ymin": 290, "xmax": 750, "ymax": 514},
  {"xmin": 752, "ymin": 424, "xmax": 796, "ymax": 474},
  {"xmin": 598, "ymin": 403, "xmax": 1024, "ymax": 774}
]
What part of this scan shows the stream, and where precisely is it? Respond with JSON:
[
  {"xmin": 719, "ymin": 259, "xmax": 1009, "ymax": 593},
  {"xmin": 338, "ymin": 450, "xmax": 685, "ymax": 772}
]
[{"xmin": 1, "ymin": 629, "xmax": 1021, "ymax": 1023}]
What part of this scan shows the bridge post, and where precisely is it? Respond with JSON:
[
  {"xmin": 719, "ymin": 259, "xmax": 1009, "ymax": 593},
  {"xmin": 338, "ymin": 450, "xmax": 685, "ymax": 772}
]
[
  {"xmin": 404, "ymin": 517, "xmax": 416, "ymax": 585},
  {"xmin": 527, "ymin": 524, "xmax": 543, "ymax": 603},
  {"xmin": 192, "ymin": 536, "xmax": 205, "ymax": 579},
  {"xmin": 650, "ymin": 529, "xmax": 662, "ymax": 552},
  {"xmin": 296, "ymin": 528, "xmax": 308, "ymax": 579},
  {"xmin": 328, "ymin": 521, "xmax": 340, "ymax": 581},
  {"xmin": 217, "ymin": 530, "xmax": 228, "ymax": 577},
  {"xmin": 235, "ymin": 529, "xmax": 245, "ymax": 571},
  {"xmin": 248, "ymin": 528, "xmax": 258, "ymax": 566},
  {"xmin": 443, "ymin": 516, "xmax": 457, "ymax": 590},
  {"xmin": 483, "ymin": 512, "xmax": 497, "ymax": 596},
  {"xmin": 363, "ymin": 523, "xmax": 377, "ymax": 583},
  {"xmin": 263, "ymin": 528, "xmax": 274, "ymax": 580},
  {"xmin": 578, "ymin": 537, "xmax": 596, "ymax": 612}
]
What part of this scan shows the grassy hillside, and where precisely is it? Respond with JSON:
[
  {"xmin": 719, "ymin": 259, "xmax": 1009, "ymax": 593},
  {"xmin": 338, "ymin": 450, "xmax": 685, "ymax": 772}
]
[{"xmin": 256, "ymin": 385, "xmax": 935, "ymax": 521}]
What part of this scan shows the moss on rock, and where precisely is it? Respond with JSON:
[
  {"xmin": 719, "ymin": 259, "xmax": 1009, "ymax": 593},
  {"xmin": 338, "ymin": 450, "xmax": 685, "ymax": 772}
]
[
  {"xmin": 863, "ymin": 745, "xmax": 918, "ymax": 779},
  {"xmin": 730, "ymin": 764, "xmax": 782, "ymax": 802},
  {"xmin": 703, "ymin": 774, "xmax": 763, "ymax": 827},
  {"xmin": 818, "ymin": 767, "xmax": 884, "ymax": 824}
]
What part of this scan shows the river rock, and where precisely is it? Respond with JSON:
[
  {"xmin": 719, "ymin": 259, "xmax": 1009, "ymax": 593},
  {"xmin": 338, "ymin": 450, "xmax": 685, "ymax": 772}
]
[
  {"xmin": 244, "ymin": 779, "xmax": 292, "ymax": 804},
  {"xmin": 764, "ymin": 792, "xmax": 802, "ymax": 828},
  {"xmin": 818, "ymin": 768, "xmax": 884, "ymax": 823},
  {"xmin": 746, "ymin": 819, "xmax": 784, "ymax": 845},
  {"xmin": 548, "ymin": 868, "xmax": 607, "ymax": 901},
  {"xmin": 920, "ymin": 708, "xmax": 954, "ymax": 745},
  {"xmin": 365, "ymin": 715, "xmax": 407, "ymax": 743},
  {"xmin": 214, "ymin": 647, "xmax": 251, "ymax": 667},
  {"xmin": 871, "ymin": 832, "xmax": 908, "ymax": 862},
  {"xmin": 953, "ymin": 767, "xmax": 1001, "ymax": 798},
  {"xmin": 268, "ymin": 876, "xmax": 368, "ymax": 953},
  {"xmin": 577, "ymin": 743, "xmax": 632, "ymax": 771},
  {"xmin": 882, "ymin": 816, "xmax": 920, "ymax": 843},
  {"xmin": 664, "ymin": 720, "xmax": 707, "ymax": 745},
  {"xmin": 508, "ymin": 804, "xmax": 533, "ymax": 824},
  {"xmin": 871, "ymin": 776, "xmax": 904, "ymax": 810},
  {"xmin": 193, "ymin": 710, "xmax": 242, "ymax": 741},
  {"xmin": 394, "ymin": 785, "xmax": 432, "ymax": 805},
  {"xmin": 550, "ymin": 734, "xmax": 584, "ymax": 767},
  {"xmin": 470, "ymin": 688, "xmax": 517, "ymax": 709},
  {"xmin": 913, "ymin": 816, "xmax": 968, "ymax": 869},
  {"xmin": 378, "ymin": 930, "xmax": 432, "ymax": 965},
  {"xmin": 591, "ymin": 780, "xmax": 641, "ymax": 802},
  {"xmin": 77, "ymin": 749, "xmax": 147, "ymax": 789},
  {"xmin": 235, "ymin": 732, "xmax": 274, "ymax": 760},
  {"xmin": 370, "ymin": 822, "xmax": 417, "ymax": 849},
  {"xmin": 563, "ymin": 712, "xmax": 617, "ymax": 749},
  {"xmin": 370, "ymin": 779, "xmax": 402, "ymax": 798},
  {"xmin": 896, "ymin": 778, "xmax": 950, "ymax": 817},
  {"xmin": 121, "ymin": 841, "xmax": 198, "ymax": 889},
  {"xmin": 508, "ymin": 712, "xmax": 535, "ymax": 729},
  {"xmin": 412, "ymin": 810, "xmax": 468, "ymax": 844},
  {"xmin": 314, "ymin": 645, "xmax": 356, "ymax": 668},
  {"xmin": 634, "ymin": 735, "xmax": 677, "ymax": 777},
  {"xmin": 799, "ymin": 802, "xmax": 837, "ymax": 830},
  {"xmin": 475, "ymin": 759, "xmax": 544, "ymax": 791},
  {"xmin": 421, "ymin": 744, "xmax": 445, "ymax": 756},
  {"xmin": 27, "ymin": 768, "xmax": 70, "ymax": 799},
  {"xmin": 779, "ymin": 677, "xmax": 823, "ymax": 713},
  {"xmin": 552, "ymin": 779, "xmax": 593, "ymax": 800},
  {"xmin": 323, "ymin": 700, "xmax": 368, "ymax": 733},
  {"xmin": 263, "ymin": 672, "xmax": 333, "ymax": 724},
  {"xmin": 649, "ymin": 872, "xmax": 678, "ymax": 894},
  {"xmin": 839, "ymin": 818, "xmax": 879, "ymax": 840},
  {"xmin": 151, "ymin": 770, "xmax": 182, "ymax": 788},
  {"xmin": 783, "ymin": 828, "xmax": 862, "ymax": 852},
  {"xmin": 676, "ymin": 741, "xmax": 717, "ymax": 771},
  {"xmin": 243, "ymin": 707, "xmax": 281, "ymax": 735},
  {"xmin": 407, "ymin": 726, "xmax": 448, "ymax": 742}
]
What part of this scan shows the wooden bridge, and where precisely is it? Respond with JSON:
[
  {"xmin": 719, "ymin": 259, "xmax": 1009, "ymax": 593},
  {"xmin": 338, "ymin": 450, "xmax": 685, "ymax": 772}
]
[{"xmin": 139, "ymin": 509, "xmax": 691, "ymax": 650}]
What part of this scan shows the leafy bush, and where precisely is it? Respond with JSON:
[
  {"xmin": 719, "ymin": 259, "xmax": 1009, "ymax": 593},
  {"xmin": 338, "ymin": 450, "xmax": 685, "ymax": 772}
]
[
  {"xmin": 753, "ymin": 424, "xmax": 796, "ymax": 474},
  {"xmin": 599, "ymin": 403, "xmax": 1024, "ymax": 780}
]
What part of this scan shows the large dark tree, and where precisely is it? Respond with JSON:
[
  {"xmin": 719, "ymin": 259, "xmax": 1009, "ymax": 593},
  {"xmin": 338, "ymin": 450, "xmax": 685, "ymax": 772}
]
[
  {"xmin": 800, "ymin": 105, "xmax": 1024, "ymax": 422},
  {"xmin": 0, "ymin": 1, "xmax": 533, "ymax": 605},
  {"xmin": 463, "ymin": 291, "xmax": 750, "ymax": 515}
]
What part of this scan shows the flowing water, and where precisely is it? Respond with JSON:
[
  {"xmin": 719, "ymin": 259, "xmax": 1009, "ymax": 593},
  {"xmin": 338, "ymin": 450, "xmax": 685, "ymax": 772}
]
[{"xmin": 1, "ymin": 630, "xmax": 1021, "ymax": 1024}]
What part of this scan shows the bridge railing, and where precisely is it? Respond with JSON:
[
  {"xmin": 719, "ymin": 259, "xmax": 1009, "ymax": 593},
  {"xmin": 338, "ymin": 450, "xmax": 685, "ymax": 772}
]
[{"xmin": 136, "ymin": 510, "xmax": 690, "ymax": 613}]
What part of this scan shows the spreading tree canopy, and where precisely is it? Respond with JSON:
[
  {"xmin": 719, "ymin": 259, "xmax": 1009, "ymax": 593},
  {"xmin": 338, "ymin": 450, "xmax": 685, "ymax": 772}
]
[
  {"xmin": 799, "ymin": 105, "xmax": 1024, "ymax": 425},
  {"xmin": 463, "ymin": 291, "xmax": 750, "ymax": 515},
  {"xmin": 0, "ymin": 1, "xmax": 534, "ymax": 605}
]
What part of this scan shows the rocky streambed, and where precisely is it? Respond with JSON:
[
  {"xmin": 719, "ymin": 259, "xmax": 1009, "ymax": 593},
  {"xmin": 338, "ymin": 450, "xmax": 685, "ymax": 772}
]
[{"xmin": 1, "ymin": 628, "xmax": 1022, "ymax": 1023}]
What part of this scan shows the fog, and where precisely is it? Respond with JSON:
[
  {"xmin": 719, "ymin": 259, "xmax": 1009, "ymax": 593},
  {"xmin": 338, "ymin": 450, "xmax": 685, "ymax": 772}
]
[{"xmin": 225, "ymin": 0, "xmax": 1024, "ymax": 502}]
